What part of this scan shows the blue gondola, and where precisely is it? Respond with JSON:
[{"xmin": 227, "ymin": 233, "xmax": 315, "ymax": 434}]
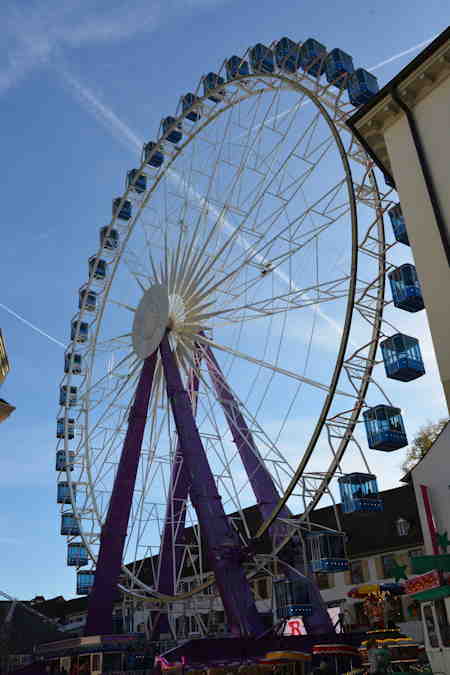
[
  {"xmin": 274, "ymin": 579, "xmax": 312, "ymax": 619},
  {"xmin": 71, "ymin": 319, "xmax": 88, "ymax": 343},
  {"xmin": 388, "ymin": 264, "xmax": 424, "ymax": 312},
  {"xmin": 249, "ymin": 44, "xmax": 275, "ymax": 74},
  {"xmin": 363, "ymin": 405, "xmax": 408, "ymax": 451},
  {"xmin": 388, "ymin": 203, "xmax": 409, "ymax": 245},
  {"xmin": 181, "ymin": 93, "xmax": 201, "ymax": 121},
  {"xmin": 56, "ymin": 450, "xmax": 75, "ymax": 472},
  {"xmin": 203, "ymin": 73, "xmax": 225, "ymax": 102},
  {"xmin": 77, "ymin": 570, "xmax": 95, "ymax": 595},
  {"xmin": 61, "ymin": 512, "xmax": 80, "ymax": 536},
  {"xmin": 225, "ymin": 55, "xmax": 250, "ymax": 80},
  {"xmin": 57, "ymin": 418, "xmax": 75, "ymax": 440},
  {"xmin": 306, "ymin": 531, "xmax": 349, "ymax": 572},
  {"xmin": 144, "ymin": 141, "xmax": 164, "ymax": 167},
  {"xmin": 325, "ymin": 48, "xmax": 354, "ymax": 88},
  {"xmin": 59, "ymin": 385, "xmax": 78, "ymax": 407},
  {"xmin": 64, "ymin": 352, "xmax": 82, "ymax": 374},
  {"xmin": 338, "ymin": 473, "xmax": 383, "ymax": 514},
  {"xmin": 127, "ymin": 169, "xmax": 147, "ymax": 194},
  {"xmin": 57, "ymin": 481, "xmax": 76, "ymax": 504},
  {"xmin": 68, "ymin": 543, "xmax": 88, "ymax": 567},
  {"xmin": 162, "ymin": 116, "xmax": 183, "ymax": 144},
  {"xmin": 79, "ymin": 287, "xmax": 97, "ymax": 312},
  {"xmin": 347, "ymin": 68, "xmax": 379, "ymax": 106},
  {"xmin": 275, "ymin": 37, "xmax": 301, "ymax": 73},
  {"xmin": 88, "ymin": 256, "xmax": 107, "ymax": 281},
  {"xmin": 100, "ymin": 226, "xmax": 119, "ymax": 251},
  {"xmin": 113, "ymin": 197, "xmax": 132, "ymax": 221},
  {"xmin": 381, "ymin": 333, "xmax": 425, "ymax": 382},
  {"xmin": 299, "ymin": 38, "xmax": 327, "ymax": 77}
]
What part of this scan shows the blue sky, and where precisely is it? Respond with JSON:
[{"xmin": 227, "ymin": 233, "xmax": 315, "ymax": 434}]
[{"xmin": 0, "ymin": 0, "xmax": 448, "ymax": 602}]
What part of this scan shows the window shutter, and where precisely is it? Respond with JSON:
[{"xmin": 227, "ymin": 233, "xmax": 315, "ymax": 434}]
[
  {"xmin": 375, "ymin": 556, "xmax": 384, "ymax": 579},
  {"xmin": 362, "ymin": 559, "xmax": 370, "ymax": 582},
  {"xmin": 344, "ymin": 570, "xmax": 352, "ymax": 585}
]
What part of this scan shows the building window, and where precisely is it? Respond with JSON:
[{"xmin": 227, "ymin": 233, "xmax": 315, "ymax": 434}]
[
  {"xmin": 381, "ymin": 554, "xmax": 397, "ymax": 578},
  {"xmin": 92, "ymin": 655, "xmax": 101, "ymax": 671},
  {"xmin": 258, "ymin": 578, "xmax": 268, "ymax": 599},
  {"xmin": 435, "ymin": 598, "xmax": 450, "ymax": 646},
  {"xmin": 409, "ymin": 548, "xmax": 424, "ymax": 558},
  {"xmin": 350, "ymin": 560, "xmax": 366, "ymax": 585},
  {"xmin": 315, "ymin": 573, "xmax": 331, "ymax": 590},
  {"xmin": 396, "ymin": 517, "xmax": 410, "ymax": 536}
]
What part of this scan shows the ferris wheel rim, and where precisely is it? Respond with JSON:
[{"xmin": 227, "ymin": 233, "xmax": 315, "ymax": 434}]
[{"xmin": 57, "ymin": 62, "xmax": 387, "ymax": 598}]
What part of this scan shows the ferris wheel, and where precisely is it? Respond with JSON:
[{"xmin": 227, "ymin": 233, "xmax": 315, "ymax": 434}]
[{"xmin": 55, "ymin": 37, "xmax": 413, "ymax": 638}]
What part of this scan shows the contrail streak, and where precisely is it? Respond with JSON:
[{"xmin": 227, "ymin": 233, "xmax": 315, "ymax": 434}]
[
  {"xmin": 0, "ymin": 302, "xmax": 66, "ymax": 348},
  {"xmin": 368, "ymin": 35, "xmax": 438, "ymax": 72},
  {"xmin": 57, "ymin": 65, "xmax": 142, "ymax": 153}
]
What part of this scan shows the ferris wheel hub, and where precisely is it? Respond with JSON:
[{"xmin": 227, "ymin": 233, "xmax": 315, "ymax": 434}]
[
  {"xmin": 168, "ymin": 293, "xmax": 187, "ymax": 330},
  {"xmin": 132, "ymin": 283, "xmax": 169, "ymax": 358}
]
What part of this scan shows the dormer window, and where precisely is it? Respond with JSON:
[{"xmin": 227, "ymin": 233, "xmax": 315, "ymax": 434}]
[{"xmin": 396, "ymin": 517, "xmax": 410, "ymax": 536}]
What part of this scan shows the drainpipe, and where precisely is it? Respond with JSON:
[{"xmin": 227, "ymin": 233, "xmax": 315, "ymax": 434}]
[{"xmin": 390, "ymin": 86, "xmax": 450, "ymax": 267}]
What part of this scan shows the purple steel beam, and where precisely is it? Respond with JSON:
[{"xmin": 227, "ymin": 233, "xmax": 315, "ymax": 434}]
[
  {"xmin": 205, "ymin": 345, "xmax": 333, "ymax": 635},
  {"xmin": 85, "ymin": 352, "xmax": 157, "ymax": 636},
  {"xmin": 151, "ymin": 357, "xmax": 201, "ymax": 640},
  {"xmin": 159, "ymin": 334, "xmax": 263, "ymax": 637}
]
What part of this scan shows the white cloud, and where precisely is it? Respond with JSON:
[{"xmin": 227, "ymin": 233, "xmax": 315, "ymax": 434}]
[
  {"xmin": 368, "ymin": 35, "xmax": 438, "ymax": 73},
  {"xmin": 0, "ymin": 0, "xmax": 228, "ymax": 95}
]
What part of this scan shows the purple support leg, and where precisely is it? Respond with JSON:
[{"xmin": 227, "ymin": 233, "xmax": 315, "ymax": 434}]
[
  {"xmin": 160, "ymin": 334, "xmax": 263, "ymax": 637},
  {"xmin": 151, "ymin": 360, "xmax": 200, "ymax": 640},
  {"xmin": 205, "ymin": 345, "xmax": 333, "ymax": 635},
  {"xmin": 85, "ymin": 352, "xmax": 157, "ymax": 636}
]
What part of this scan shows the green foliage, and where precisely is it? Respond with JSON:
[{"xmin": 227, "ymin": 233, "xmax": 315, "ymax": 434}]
[{"xmin": 402, "ymin": 418, "xmax": 449, "ymax": 473}]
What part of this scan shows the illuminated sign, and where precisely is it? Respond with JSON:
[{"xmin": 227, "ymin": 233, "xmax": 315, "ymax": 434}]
[
  {"xmin": 284, "ymin": 607, "xmax": 341, "ymax": 635},
  {"xmin": 405, "ymin": 570, "xmax": 440, "ymax": 595}
]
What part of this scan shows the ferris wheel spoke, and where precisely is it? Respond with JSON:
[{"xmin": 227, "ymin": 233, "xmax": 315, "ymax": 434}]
[
  {"xmin": 234, "ymin": 113, "xmax": 333, "ymax": 233},
  {"xmin": 200, "ymin": 348, "xmax": 296, "ymax": 477},
  {"xmin": 198, "ymin": 335, "xmax": 355, "ymax": 399},
  {"xmin": 94, "ymin": 333, "xmax": 132, "ymax": 352},
  {"xmin": 109, "ymin": 299, "xmax": 136, "ymax": 313},
  {"xmin": 196, "ymin": 276, "xmax": 350, "ymax": 328},
  {"xmin": 83, "ymin": 358, "xmax": 141, "ymax": 451},
  {"xmin": 80, "ymin": 351, "xmax": 138, "ymax": 412}
]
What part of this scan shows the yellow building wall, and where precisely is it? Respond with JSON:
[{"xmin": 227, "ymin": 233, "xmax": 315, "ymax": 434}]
[{"xmin": 0, "ymin": 330, "xmax": 9, "ymax": 385}]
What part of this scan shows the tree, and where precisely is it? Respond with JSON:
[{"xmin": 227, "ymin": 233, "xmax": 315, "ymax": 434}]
[{"xmin": 402, "ymin": 418, "xmax": 449, "ymax": 473}]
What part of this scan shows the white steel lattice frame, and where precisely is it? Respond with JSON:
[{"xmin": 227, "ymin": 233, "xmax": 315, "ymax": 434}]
[{"xmin": 56, "ymin": 42, "xmax": 399, "ymax": 613}]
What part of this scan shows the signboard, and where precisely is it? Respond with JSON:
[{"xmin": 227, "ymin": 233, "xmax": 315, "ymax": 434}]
[
  {"xmin": 405, "ymin": 570, "xmax": 441, "ymax": 595},
  {"xmin": 284, "ymin": 607, "xmax": 341, "ymax": 635},
  {"xmin": 284, "ymin": 617, "xmax": 307, "ymax": 635}
]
